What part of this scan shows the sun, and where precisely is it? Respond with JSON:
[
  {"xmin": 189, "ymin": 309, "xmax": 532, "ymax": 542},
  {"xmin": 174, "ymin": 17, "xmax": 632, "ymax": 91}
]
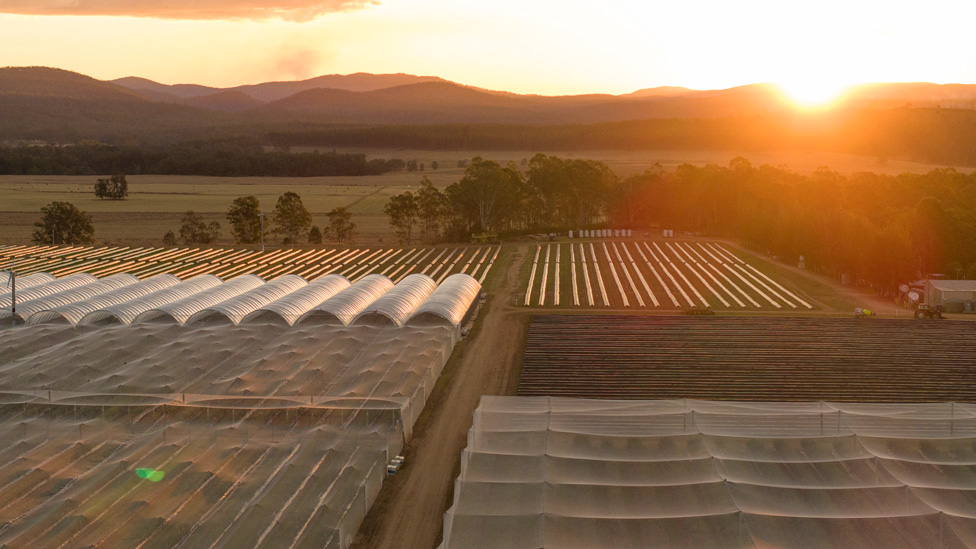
[{"xmin": 776, "ymin": 79, "xmax": 851, "ymax": 108}]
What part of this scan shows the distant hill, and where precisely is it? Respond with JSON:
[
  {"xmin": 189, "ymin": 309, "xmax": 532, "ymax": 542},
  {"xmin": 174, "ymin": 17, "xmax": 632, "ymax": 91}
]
[
  {"xmin": 0, "ymin": 66, "xmax": 143, "ymax": 101},
  {"xmin": 112, "ymin": 72, "xmax": 448, "ymax": 102},
  {"xmin": 182, "ymin": 90, "xmax": 264, "ymax": 112}
]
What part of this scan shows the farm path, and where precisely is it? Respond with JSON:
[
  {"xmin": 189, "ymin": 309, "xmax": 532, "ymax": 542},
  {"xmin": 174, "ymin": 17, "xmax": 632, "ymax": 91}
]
[{"xmin": 352, "ymin": 246, "xmax": 529, "ymax": 549}]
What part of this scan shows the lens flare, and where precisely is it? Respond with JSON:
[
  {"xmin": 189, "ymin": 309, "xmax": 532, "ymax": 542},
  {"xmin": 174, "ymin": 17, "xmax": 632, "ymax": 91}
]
[{"xmin": 135, "ymin": 468, "xmax": 165, "ymax": 482}]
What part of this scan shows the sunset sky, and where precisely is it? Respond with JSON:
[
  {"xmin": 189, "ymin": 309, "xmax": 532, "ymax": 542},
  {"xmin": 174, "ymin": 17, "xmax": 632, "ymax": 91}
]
[{"xmin": 3, "ymin": 0, "xmax": 976, "ymax": 98}]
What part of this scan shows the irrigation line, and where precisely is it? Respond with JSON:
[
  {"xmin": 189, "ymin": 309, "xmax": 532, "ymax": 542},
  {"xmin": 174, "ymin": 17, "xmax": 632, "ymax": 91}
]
[
  {"xmin": 569, "ymin": 243, "xmax": 580, "ymax": 306},
  {"xmin": 610, "ymin": 243, "xmax": 642, "ymax": 307},
  {"xmin": 554, "ymin": 244, "xmax": 561, "ymax": 306},
  {"xmin": 578, "ymin": 244, "xmax": 594, "ymax": 306},
  {"xmin": 734, "ymin": 264, "xmax": 796, "ymax": 308},
  {"xmin": 666, "ymin": 243, "xmax": 730, "ymax": 308},
  {"xmin": 633, "ymin": 242, "xmax": 677, "ymax": 307},
  {"xmin": 538, "ymin": 245, "xmax": 551, "ymax": 306},
  {"xmin": 525, "ymin": 246, "xmax": 541, "ymax": 306},
  {"xmin": 478, "ymin": 246, "xmax": 501, "ymax": 285},
  {"xmin": 621, "ymin": 243, "xmax": 657, "ymax": 307},
  {"xmin": 679, "ymin": 243, "xmax": 747, "ymax": 307},
  {"xmin": 589, "ymin": 243, "xmax": 610, "ymax": 307},
  {"xmin": 722, "ymin": 264, "xmax": 780, "ymax": 308},
  {"xmin": 645, "ymin": 243, "xmax": 694, "ymax": 307}
]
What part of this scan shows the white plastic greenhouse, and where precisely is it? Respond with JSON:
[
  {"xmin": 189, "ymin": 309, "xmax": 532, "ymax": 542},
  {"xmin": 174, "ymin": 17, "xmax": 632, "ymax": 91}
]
[
  {"xmin": 186, "ymin": 274, "xmax": 308, "ymax": 325},
  {"xmin": 0, "ymin": 273, "xmax": 96, "ymax": 311},
  {"xmin": 1, "ymin": 273, "xmax": 138, "ymax": 323},
  {"xmin": 353, "ymin": 273, "xmax": 438, "ymax": 327},
  {"xmin": 441, "ymin": 397, "xmax": 976, "ymax": 548},
  {"xmin": 242, "ymin": 274, "xmax": 351, "ymax": 326},
  {"xmin": 26, "ymin": 274, "xmax": 180, "ymax": 326},
  {"xmin": 78, "ymin": 274, "xmax": 222, "ymax": 326},
  {"xmin": 133, "ymin": 274, "xmax": 263, "ymax": 324},
  {"xmin": 0, "ymin": 272, "xmax": 56, "ymax": 297},
  {"xmin": 297, "ymin": 273, "xmax": 394, "ymax": 326},
  {"xmin": 407, "ymin": 273, "xmax": 481, "ymax": 328}
]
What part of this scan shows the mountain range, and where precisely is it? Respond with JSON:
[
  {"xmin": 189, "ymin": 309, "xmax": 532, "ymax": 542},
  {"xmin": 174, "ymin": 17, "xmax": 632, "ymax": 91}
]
[{"xmin": 5, "ymin": 66, "xmax": 976, "ymax": 145}]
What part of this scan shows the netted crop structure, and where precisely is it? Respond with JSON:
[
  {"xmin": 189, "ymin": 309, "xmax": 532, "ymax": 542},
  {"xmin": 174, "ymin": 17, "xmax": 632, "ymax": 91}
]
[
  {"xmin": 297, "ymin": 274, "xmax": 394, "ymax": 326},
  {"xmin": 0, "ymin": 273, "xmax": 138, "ymax": 322},
  {"xmin": 442, "ymin": 397, "xmax": 976, "ymax": 548},
  {"xmin": 0, "ymin": 270, "xmax": 482, "ymax": 548},
  {"xmin": 26, "ymin": 274, "xmax": 181, "ymax": 326},
  {"xmin": 352, "ymin": 273, "xmax": 438, "ymax": 327},
  {"xmin": 78, "ymin": 274, "xmax": 222, "ymax": 326},
  {"xmin": 407, "ymin": 273, "xmax": 482, "ymax": 329},
  {"xmin": 242, "ymin": 274, "xmax": 350, "ymax": 325}
]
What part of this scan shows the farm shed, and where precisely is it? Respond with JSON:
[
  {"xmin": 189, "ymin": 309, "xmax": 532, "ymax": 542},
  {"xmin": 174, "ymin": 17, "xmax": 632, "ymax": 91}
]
[{"xmin": 924, "ymin": 279, "xmax": 976, "ymax": 306}]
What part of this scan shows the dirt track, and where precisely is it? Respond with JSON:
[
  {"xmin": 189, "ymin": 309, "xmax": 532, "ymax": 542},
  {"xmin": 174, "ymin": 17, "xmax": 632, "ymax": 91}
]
[
  {"xmin": 350, "ymin": 241, "xmax": 917, "ymax": 549},
  {"xmin": 351, "ymin": 246, "xmax": 529, "ymax": 549}
]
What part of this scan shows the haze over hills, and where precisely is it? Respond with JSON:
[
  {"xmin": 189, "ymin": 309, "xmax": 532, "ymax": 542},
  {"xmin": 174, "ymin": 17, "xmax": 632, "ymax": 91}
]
[{"xmin": 5, "ymin": 66, "xmax": 976, "ymax": 167}]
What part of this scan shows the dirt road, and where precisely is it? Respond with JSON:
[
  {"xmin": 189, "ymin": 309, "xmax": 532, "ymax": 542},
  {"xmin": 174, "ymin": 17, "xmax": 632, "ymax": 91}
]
[{"xmin": 351, "ymin": 246, "xmax": 530, "ymax": 549}]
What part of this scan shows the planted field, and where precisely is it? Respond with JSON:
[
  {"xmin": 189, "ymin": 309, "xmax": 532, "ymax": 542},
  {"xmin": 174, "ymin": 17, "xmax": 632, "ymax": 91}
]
[
  {"xmin": 522, "ymin": 239, "xmax": 812, "ymax": 311},
  {"xmin": 0, "ymin": 243, "xmax": 501, "ymax": 286},
  {"xmin": 518, "ymin": 315, "xmax": 976, "ymax": 401}
]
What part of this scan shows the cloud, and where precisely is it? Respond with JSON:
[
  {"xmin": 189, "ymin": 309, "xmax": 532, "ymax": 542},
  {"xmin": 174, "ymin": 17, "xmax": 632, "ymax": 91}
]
[{"xmin": 0, "ymin": 0, "xmax": 379, "ymax": 21}]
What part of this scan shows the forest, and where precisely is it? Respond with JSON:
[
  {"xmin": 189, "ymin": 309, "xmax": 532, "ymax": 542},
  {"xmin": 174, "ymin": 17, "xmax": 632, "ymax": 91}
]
[
  {"xmin": 393, "ymin": 154, "xmax": 976, "ymax": 293},
  {"xmin": 0, "ymin": 141, "xmax": 405, "ymax": 177}
]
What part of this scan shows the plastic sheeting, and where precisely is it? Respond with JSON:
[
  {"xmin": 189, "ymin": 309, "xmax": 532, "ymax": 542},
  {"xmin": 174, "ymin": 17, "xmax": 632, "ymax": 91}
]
[
  {"xmin": 352, "ymin": 273, "xmax": 437, "ymax": 327},
  {"xmin": 186, "ymin": 274, "xmax": 308, "ymax": 325},
  {"xmin": 297, "ymin": 274, "xmax": 393, "ymax": 326},
  {"xmin": 0, "ymin": 273, "xmax": 138, "ymax": 322},
  {"xmin": 78, "ymin": 274, "xmax": 221, "ymax": 326},
  {"xmin": 0, "ymin": 272, "xmax": 56, "ymax": 298},
  {"xmin": 26, "ymin": 274, "xmax": 181, "ymax": 326},
  {"xmin": 242, "ymin": 274, "xmax": 350, "ymax": 326},
  {"xmin": 0, "ymin": 272, "xmax": 96, "ymax": 311},
  {"xmin": 407, "ymin": 273, "xmax": 481, "ymax": 327},
  {"xmin": 441, "ymin": 398, "xmax": 976, "ymax": 549},
  {"xmin": 133, "ymin": 274, "xmax": 263, "ymax": 325}
]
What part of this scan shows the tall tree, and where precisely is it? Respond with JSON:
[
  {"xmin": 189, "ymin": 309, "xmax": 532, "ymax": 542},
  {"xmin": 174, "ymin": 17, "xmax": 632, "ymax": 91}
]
[
  {"xmin": 416, "ymin": 177, "xmax": 447, "ymax": 242},
  {"xmin": 94, "ymin": 174, "xmax": 128, "ymax": 200},
  {"xmin": 32, "ymin": 201, "xmax": 94, "ymax": 245},
  {"xmin": 226, "ymin": 195, "xmax": 262, "ymax": 244},
  {"xmin": 272, "ymin": 192, "xmax": 312, "ymax": 245},
  {"xmin": 448, "ymin": 157, "xmax": 520, "ymax": 233},
  {"xmin": 384, "ymin": 191, "xmax": 418, "ymax": 244},
  {"xmin": 178, "ymin": 211, "xmax": 220, "ymax": 244},
  {"xmin": 308, "ymin": 225, "xmax": 323, "ymax": 245},
  {"xmin": 326, "ymin": 207, "xmax": 356, "ymax": 244}
]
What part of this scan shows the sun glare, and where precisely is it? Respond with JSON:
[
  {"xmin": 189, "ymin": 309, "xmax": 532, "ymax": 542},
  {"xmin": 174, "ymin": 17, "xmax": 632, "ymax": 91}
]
[{"xmin": 777, "ymin": 80, "xmax": 850, "ymax": 108}]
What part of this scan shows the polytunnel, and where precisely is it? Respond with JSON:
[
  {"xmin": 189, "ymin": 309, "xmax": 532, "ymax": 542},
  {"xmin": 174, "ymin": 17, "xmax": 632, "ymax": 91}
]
[
  {"xmin": 242, "ymin": 273, "xmax": 350, "ymax": 325},
  {"xmin": 352, "ymin": 273, "xmax": 438, "ymax": 327},
  {"xmin": 26, "ymin": 274, "xmax": 181, "ymax": 326},
  {"xmin": 407, "ymin": 273, "xmax": 481, "ymax": 328},
  {"xmin": 78, "ymin": 274, "xmax": 222, "ymax": 326},
  {"xmin": 0, "ymin": 272, "xmax": 56, "ymax": 298},
  {"xmin": 296, "ymin": 273, "xmax": 393, "ymax": 326},
  {"xmin": 0, "ymin": 273, "xmax": 96, "ymax": 311},
  {"xmin": 186, "ymin": 274, "xmax": 308, "ymax": 325},
  {"xmin": 133, "ymin": 274, "xmax": 264, "ymax": 325},
  {"xmin": 0, "ymin": 273, "xmax": 138, "ymax": 323}
]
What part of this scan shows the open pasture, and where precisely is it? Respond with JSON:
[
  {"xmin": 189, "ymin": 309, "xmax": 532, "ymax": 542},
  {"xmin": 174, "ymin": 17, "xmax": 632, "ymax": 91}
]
[
  {"xmin": 521, "ymin": 238, "xmax": 812, "ymax": 311},
  {"xmin": 0, "ymin": 243, "xmax": 501, "ymax": 286}
]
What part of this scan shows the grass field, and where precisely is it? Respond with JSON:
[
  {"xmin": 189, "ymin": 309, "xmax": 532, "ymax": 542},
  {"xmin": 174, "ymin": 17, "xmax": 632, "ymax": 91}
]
[{"xmin": 1, "ymin": 148, "xmax": 968, "ymax": 247}]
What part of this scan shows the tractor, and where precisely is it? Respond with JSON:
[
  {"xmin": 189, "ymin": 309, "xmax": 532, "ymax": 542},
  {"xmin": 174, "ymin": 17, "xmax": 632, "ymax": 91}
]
[{"xmin": 914, "ymin": 304, "xmax": 944, "ymax": 319}]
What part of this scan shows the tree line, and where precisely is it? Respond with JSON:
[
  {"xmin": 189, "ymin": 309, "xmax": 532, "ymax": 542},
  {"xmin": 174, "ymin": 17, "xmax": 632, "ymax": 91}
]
[
  {"xmin": 0, "ymin": 142, "xmax": 406, "ymax": 177},
  {"xmin": 385, "ymin": 154, "xmax": 976, "ymax": 293},
  {"xmin": 268, "ymin": 108, "xmax": 976, "ymax": 167}
]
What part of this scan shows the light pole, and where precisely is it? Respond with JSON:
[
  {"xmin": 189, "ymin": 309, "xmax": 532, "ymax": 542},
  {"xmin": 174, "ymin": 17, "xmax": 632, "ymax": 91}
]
[
  {"xmin": 1, "ymin": 269, "xmax": 14, "ymax": 322},
  {"xmin": 258, "ymin": 213, "xmax": 265, "ymax": 252}
]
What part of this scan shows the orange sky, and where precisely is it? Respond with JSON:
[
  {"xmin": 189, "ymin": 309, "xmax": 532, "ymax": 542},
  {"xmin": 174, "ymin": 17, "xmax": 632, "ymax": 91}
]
[{"xmin": 3, "ymin": 0, "xmax": 976, "ymax": 98}]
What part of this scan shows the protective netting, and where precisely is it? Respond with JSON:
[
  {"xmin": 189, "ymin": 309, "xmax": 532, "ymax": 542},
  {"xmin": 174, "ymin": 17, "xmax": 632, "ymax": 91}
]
[
  {"xmin": 441, "ymin": 397, "xmax": 976, "ymax": 548},
  {"xmin": 242, "ymin": 273, "xmax": 350, "ymax": 325},
  {"xmin": 297, "ymin": 274, "xmax": 394, "ymax": 326},
  {"xmin": 0, "ymin": 273, "xmax": 138, "ymax": 322},
  {"xmin": 407, "ymin": 273, "xmax": 482, "ymax": 328},
  {"xmin": 352, "ymin": 273, "xmax": 437, "ymax": 327},
  {"xmin": 133, "ymin": 274, "xmax": 264, "ymax": 324},
  {"xmin": 26, "ymin": 274, "xmax": 181, "ymax": 326},
  {"xmin": 78, "ymin": 274, "xmax": 222, "ymax": 325},
  {"xmin": 186, "ymin": 274, "xmax": 308, "ymax": 325},
  {"xmin": 0, "ymin": 312, "xmax": 464, "ymax": 548},
  {"xmin": 0, "ymin": 272, "xmax": 96, "ymax": 312}
]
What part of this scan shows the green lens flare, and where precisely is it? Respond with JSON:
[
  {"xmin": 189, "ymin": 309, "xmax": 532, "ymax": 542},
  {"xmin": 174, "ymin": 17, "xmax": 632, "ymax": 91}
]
[{"xmin": 135, "ymin": 468, "xmax": 165, "ymax": 482}]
